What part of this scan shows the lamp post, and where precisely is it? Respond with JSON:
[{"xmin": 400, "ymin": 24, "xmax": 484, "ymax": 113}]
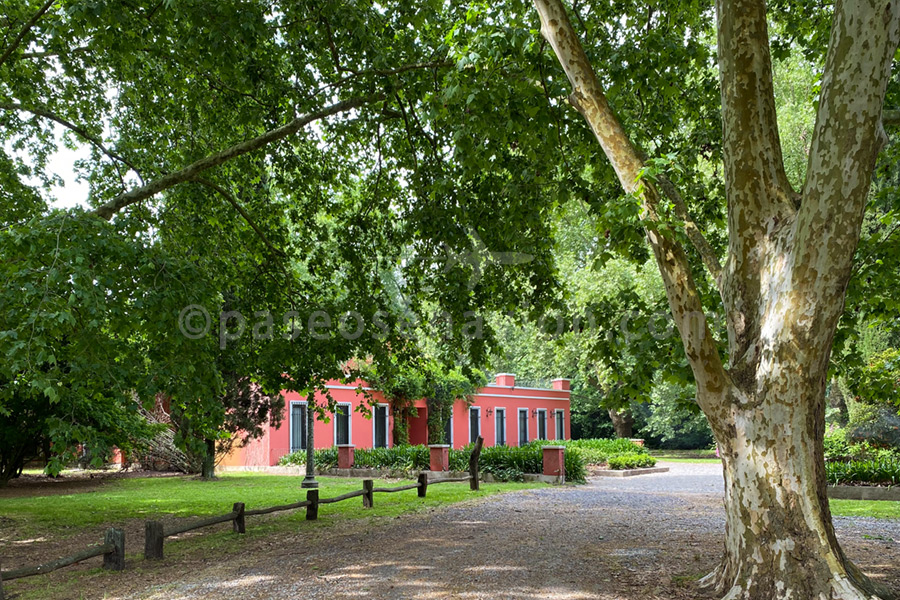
[{"xmin": 301, "ymin": 391, "xmax": 318, "ymax": 489}]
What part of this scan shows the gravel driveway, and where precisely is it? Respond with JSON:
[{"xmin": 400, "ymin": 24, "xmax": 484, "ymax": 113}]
[{"xmin": 126, "ymin": 463, "xmax": 899, "ymax": 600}]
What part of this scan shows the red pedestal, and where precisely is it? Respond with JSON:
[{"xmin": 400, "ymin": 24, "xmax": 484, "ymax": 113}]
[
  {"xmin": 542, "ymin": 445, "xmax": 565, "ymax": 481},
  {"xmin": 429, "ymin": 445, "xmax": 450, "ymax": 471},
  {"xmin": 337, "ymin": 445, "xmax": 355, "ymax": 469}
]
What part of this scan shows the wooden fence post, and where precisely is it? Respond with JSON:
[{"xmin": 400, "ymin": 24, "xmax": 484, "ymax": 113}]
[
  {"xmin": 306, "ymin": 489, "xmax": 319, "ymax": 521},
  {"xmin": 103, "ymin": 527, "xmax": 125, "ymax": 571},
  {"xmin": 362, "ymin": 480, "xmax": 374, "ymax": 508},
  {"xmin": 417, "ymin": 472, "xmax": 428, "ymax": 498},
  {"xmin": 145, "ymin": 521, "xmax": 165, "ymax": 560},
  {"xmin": 469, "ymin": 435, "xmax": 483, "ymax": 491},
  {"xmin": 232, "ymin": 502, "xmax": 246, "ymax": 534}
]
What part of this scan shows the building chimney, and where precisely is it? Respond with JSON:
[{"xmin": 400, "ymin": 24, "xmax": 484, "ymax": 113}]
[
  {"xmin": 551, "ymin": 378, "xmax": 571, "ymax": 391},
  {"xmin": 495, "ymin": 373, "xmax": 516, "ymax": 387}
]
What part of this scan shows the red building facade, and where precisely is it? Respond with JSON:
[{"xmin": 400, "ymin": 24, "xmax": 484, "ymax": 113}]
[{"xmin": 221, "ymin": 374, "xmax": 571, "ymax": 468}]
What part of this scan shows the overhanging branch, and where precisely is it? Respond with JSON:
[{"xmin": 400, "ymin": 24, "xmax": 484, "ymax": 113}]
[
  {"xmin": 0, "ymin": 0, "xmax": 57, "ymax": 69},
  {"xmin": 191, "ymin": 177, "xmax": 286, "ymax": 258},
  {"xmin": 91, "ymin": 95, "xmax": 381, "ymax": 220},
  {"xmin": 0, "ymin": 101, "xmax": 142, "ymax": 175},
  {"xmin": 533, "ymin": 0, "xmax": 728, "ymax": 407},
  {"xmin": 655, "ymin": 173, "xmax": 723, "ymax": 285}
]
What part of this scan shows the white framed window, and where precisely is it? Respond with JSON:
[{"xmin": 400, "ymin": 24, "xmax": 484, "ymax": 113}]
[
  {"xmin": 444, "ymin": 407, "xmax": 453, "ymax": 446},
  {"xmin": 494, "ymin": 407, "xmax": 507, "ymax": 446},
  {"xmin": 518, "ymin": 408, "xmax": 529, "ymax": 446},
  {"xmin": 373, "ymin": 403, "xmax": 389, "ymax": 448},
  {"xmin": 555, "ymin": 409, "xmax": 565, "ymax": 440},
  {"xmin": 469, "ymin": 406, "xmax": 481, "ymax": 443},
  {"xmin": 334, "ymin": 403, "xmax": 352, "ymax": 446},
  {"xmin": 537, "ymin": 409, "xmax": 548, "ymax": 441},
  {"xmin": 290, "ymin": 401, "xmax": 308, "ymax": 452}
]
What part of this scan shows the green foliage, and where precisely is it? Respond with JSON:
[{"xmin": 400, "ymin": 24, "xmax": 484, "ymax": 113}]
[
  {"xmin": 824, "ymin": 427, "xmax": 852, "ymax": 462},
  {"xmin": 529, "ymin": 437, "xmax": 648, "ymax": 465},
  {"xmin": 279, "ymin": 443, "xmax": 590, "ymax": 483},
  {"xmin": 606, "ymin": 453, "xmax": 657, "ymax": 470},
  {"xmin": 825, "ymin": 459, "xmax": 900, "ymax": 486},
  {"xmin": 856, "ymin": 350, "xmax": 900, "ymax": 407},
  {"xmin": 641, "ymin": 380, "xmax": 713, "ymax": 448}
]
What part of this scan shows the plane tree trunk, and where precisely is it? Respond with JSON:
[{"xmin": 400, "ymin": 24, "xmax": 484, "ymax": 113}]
[
  {"xmin": 533, "ymin": 0, "xmax": 900, "ymax": 597},
  {"xmin": 607, "ymin": 408, "xmax": 634, "ymax": 439}
]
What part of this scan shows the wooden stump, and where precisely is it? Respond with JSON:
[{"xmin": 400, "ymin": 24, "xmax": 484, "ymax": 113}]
[
  {"xmin": 144, "ymin": 521, "xmax": 165, "ymax": 560},
  {"xmin": 469, "ymin": 435, "xmax": 483, "ymax": 491},
  {"xmin": 232, "ymin": 502, "xmax": 246, "ymax": 534},
  {"xmin": 417, "ymin": 472, "xmax": 428, "ymax": 498},
  {"xmin": 362, "ymin": 480, "xmax": 374, "ymax": 508},
  {"xmin": 103, "ymin": 527, "xmax": 125, "ymax": 571},
  {"xmin": 306, "ymin": 489, "xmax": 319, "ymax": 521}
]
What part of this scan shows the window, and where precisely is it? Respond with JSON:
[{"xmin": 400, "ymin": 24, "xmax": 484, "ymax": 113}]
[
  {"xmin": 373, "ymin": 404, "xmax": 389, "ymax": 448},
  {"xmin": 555, "ymin": 409, "xmax": 565, "ymax": 440},
  {"xmin": 443, "ymin": 408, "xmax": 453, "ymax": 446},
  {"xmin": 518, "ymin": 408, "xmax": 529, "ymax": 446},
  {"xmin": 334, "ymin": 403, "xmax": 351, "ymax": 445},
  {"xmin": 469, "ymin": 407, "xmax": 481, "ymax": 443},
  {"xmin": 537, "ymin": 409, "xmax": 547, "ymax": 440},
  {"xmin": 290, "ymin": 402, "xmax": 307, "ymax": 452},
  {"xmin": 495, "ymin": 408, "xmax": 506, "ymax": 446}
]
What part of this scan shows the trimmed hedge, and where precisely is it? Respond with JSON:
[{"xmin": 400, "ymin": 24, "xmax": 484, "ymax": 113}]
[
  {"xmin": 606, "ymin": 453, "xmax": 657, "ymax": 470},
  {"xmin": 529, "ymin": 438, "xmax": 649, "ymax": 465},
  {"xmin": 278, "ymin": 443, "xmax": 588, "ymax": 483},
  {"xmin": 277, "ymin": 438, "xmax": 651, "ymax": 481}
]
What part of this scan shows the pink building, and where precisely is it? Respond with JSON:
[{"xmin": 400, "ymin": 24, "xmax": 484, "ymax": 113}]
[{"xmin": 222, "ymin": 374, "xmax": 571, "ymax": 468}]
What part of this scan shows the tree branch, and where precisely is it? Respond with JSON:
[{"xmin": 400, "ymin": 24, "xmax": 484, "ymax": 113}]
[
  {"xmin": 655, "ymin": 173, "xmax": 723, "ymax": 285},
  {"xmin": 883, "ymin": 109, "xmax": 900, "ymax": 127},
  {"xmin": 191, "ymin": 177, "xmax": 286, "ymax": 258},
  {"xmin": 91, "ymin": 95, "xmax": 381, "ymax": 220},
  {"xmin": 319, "ymin": 61, "xmax": 454, "ymax": 94},
  {"xmin": 0, "ymin": 0, "xmax": 57, "ymax": 70},
  {"xmin": 795, "ymin": 0, "xmax": 900, "ymax": 358},
  {"xmin": 532, "ymin": 0, "xmax": 728, "ymax": 409},
  {"xmin": 0, "ymin": 101, "xmax": 142, "ymax": 175}
]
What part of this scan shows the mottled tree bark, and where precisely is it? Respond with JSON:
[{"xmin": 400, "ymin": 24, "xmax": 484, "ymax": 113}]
[{"xmin": 533, "ymin": 0, "xmax": 900, "ymax": 597}]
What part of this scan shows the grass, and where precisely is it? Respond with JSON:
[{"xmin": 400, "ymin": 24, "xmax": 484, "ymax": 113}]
[
  {"xmin": 829, "ymin": 499, "xmax": 900, "ymax": 520},
  {"xmin": 1, "ymin": 473, "xmax": 543, "ymax": 537},
  {"xmin": 2, "ymin": 473, "xmax": 544, "ymax": 600}
]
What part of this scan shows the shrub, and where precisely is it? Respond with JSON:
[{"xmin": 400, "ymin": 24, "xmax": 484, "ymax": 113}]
[
  {"xmin": 824, "ymin": 426, "xmax": 851, "ymax": 462},
  {"xmin": 277, "ymin": 447, "xmax": 338, "ymax": 469},
  {"xmin": 280, "ymin": 443, "xmax": 589, "ymax": 483},
  {"xmin": 529, "ymin": 438, "xmax": 648, "ymax": 465},
  {"xmin": 606, "ymin": 453, "xmax": 657, "ymax": 470},
  {"xmin": 826, "ymin": 459, "xmax": 900, "ymax": 486}
]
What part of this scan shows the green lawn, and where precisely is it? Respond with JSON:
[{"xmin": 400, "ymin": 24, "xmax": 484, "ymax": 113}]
[
  {"xmin": 1, "ymin": 473, "xmax": 542, "ymax": 537},
  {"xmin": 829, "ymin": 498, "xmax": 900, "ymax": 520},
  {"xmin": 2, "ymin": 474, "xmax": 543, "ymax": 600}
]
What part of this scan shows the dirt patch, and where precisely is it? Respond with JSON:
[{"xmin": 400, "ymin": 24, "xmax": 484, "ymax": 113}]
[{"xmin": 0, "ymin": 471, "xmax": 184, "ymax": 499}]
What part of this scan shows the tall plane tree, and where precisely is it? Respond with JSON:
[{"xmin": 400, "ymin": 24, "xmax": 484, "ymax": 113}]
[{"xmin": 533, "ymin": 0, "xmax": 899, "ymax": 598}]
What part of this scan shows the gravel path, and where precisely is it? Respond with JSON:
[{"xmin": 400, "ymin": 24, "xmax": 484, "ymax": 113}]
[{"xmin": 123, "ymin": 463, "xmax": 899, "ymax": 600}]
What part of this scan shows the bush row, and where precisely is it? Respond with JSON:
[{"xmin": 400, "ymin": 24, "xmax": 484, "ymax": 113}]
[
  {"xmin": 277, "ymin": 438, "xmax": 655, "ymax": 481},
  {"xmin": 606, "ymin": 453, "xmax": 657, "ymax": 470},
  {"xmin": 825, "ymin": 459, "xmax": 900, "ymax": 486},
  {"xmin": 528, "ymin": 438, "xmax": 649, "ymax": 465}
]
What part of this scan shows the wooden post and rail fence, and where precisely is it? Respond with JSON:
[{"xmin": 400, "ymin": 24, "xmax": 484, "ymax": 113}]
[{"xmin": 0, "ymin": 438, "xmax": 486, "ymax": 597}]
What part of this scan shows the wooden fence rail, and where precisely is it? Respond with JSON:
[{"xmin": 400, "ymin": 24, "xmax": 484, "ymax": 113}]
[
  {"xmin": 1, "ymin": 436, "xmax": 486, "ymax": 592},
  {"xmin": 0, "ymin": 527, "xmax": 124, "ymax": 599}
]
